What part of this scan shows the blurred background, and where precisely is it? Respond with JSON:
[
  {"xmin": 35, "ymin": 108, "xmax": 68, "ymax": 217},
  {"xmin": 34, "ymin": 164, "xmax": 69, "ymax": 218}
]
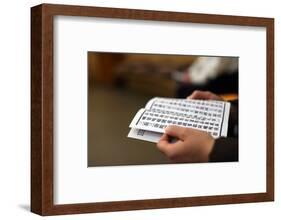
[{"xmin": 88, "ymin": 52, "xmax": 238, "ymax": 166}]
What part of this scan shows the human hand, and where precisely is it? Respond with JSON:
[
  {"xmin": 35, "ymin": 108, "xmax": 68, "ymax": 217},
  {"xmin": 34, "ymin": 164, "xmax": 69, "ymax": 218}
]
[
  {"xmin": 187, "ymin": 90, "xmax": 223, "ymax": 101},
  {"xmin": 157, "ymin": 125, "xmax": 215, "ymax": 163}
]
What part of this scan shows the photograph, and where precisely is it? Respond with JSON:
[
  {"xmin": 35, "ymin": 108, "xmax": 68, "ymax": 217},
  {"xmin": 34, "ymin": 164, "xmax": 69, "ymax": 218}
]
[
  {"xmin": 88, "ymin": 52, "xmax": 239, "ymax": 166},
  {"xmin": 30, "ymin": 3, "xmax": 274, "ymax": 215}
]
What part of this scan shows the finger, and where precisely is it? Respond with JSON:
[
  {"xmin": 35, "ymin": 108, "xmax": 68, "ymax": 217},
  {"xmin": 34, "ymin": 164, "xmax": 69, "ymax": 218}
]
[
  {"xmin": 157, "ymin": 134, "xmax": 172, "ymax": 153},
  {"xmin": 157, "ymin": 133, "xmax": 174, "ymax": 149},
  {"xmin": 159, "ymin": 133, "xmax": 169, "ymax": 142},
  {"xmin": 188, "ymin": 90, "xmax": 211, "ymax": 100},
  {"xmin": 157, "ymin": 133, "xmax": 183, "ymax": 149},
  {"xmin": 164, "ymin": 125, "xmax": 187, "ymax": 140},
  {"xmin": 157, "ymin": 134, "xmax": 183, "ymax": 155}
]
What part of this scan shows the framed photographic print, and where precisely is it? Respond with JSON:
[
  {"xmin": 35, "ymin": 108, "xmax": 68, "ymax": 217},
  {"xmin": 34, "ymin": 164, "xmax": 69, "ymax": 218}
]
[{"xmin": 31, "ymin": 3, "xmax": 274, "ymax": 216}]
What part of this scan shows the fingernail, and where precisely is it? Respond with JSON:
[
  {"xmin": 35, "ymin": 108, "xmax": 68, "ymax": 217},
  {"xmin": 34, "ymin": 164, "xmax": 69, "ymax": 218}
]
[{"xmin": 165, "ymin": 126, "xmax": 171, "ymax": 132}]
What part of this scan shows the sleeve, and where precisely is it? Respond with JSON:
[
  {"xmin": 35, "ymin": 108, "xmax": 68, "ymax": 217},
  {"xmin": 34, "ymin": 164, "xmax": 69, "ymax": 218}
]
[
  {"xmin": 209, "ymin": 137, "xmax": 238, "ymax": 162},
  {"xmin": 227, "ymin": 100, "xmax": 238, "ymax": 137}
]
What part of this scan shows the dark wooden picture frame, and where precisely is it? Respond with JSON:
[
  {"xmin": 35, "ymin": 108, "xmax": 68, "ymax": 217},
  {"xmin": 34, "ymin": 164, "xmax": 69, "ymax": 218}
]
[{"xmin": 31, "ymin": 3, "xmax": 274, "ymax": 216}]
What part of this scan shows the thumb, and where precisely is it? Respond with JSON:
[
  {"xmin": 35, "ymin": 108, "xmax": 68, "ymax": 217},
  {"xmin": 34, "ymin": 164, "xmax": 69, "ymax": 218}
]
[{"xmin": 165, "ymin": 125, "xmax": 187, "ymax": 140}]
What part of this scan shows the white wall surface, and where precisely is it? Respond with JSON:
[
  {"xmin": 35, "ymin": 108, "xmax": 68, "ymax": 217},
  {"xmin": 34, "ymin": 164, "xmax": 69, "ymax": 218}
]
[{"xmin": 0, "ymin": 0, "xmax": 279, "ymax": 219}]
